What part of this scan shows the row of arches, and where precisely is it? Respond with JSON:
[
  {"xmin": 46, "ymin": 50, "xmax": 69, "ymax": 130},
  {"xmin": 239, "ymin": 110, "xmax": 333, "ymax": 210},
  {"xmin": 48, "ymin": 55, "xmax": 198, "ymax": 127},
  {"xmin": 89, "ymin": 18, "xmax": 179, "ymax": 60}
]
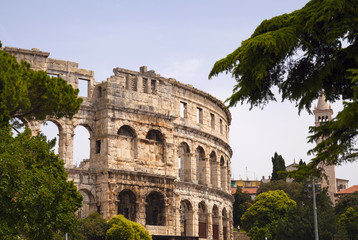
[
  {"xmin": 27, "ymin": 120, "xmax": 230, "ymax": 192},
  {"xmin": 178, "ymin": 142, "xmax": 230, "ymax": 191},
  {"xmin": 115, "ymin": 189, "xmax": 230, "ymax": 239}
]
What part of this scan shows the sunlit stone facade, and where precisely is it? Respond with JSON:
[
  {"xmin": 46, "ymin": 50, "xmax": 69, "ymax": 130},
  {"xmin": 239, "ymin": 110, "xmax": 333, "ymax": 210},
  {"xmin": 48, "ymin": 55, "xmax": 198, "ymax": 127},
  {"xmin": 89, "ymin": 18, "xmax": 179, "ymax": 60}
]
[{"xmin": 5, "ymin": 47, "xmax": 234, "ymax": 239}]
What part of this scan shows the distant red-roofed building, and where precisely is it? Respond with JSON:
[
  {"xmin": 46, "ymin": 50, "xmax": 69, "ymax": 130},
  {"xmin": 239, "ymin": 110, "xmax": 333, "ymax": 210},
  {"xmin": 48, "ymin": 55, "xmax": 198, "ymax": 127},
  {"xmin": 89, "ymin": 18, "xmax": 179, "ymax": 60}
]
[
  {"xmin": 242, "ymin": 187, "xmax": 258, "ymax": 200},
  {"xmin": 335, "ymin": 185, "xmax": 358, "ymax": 203}
]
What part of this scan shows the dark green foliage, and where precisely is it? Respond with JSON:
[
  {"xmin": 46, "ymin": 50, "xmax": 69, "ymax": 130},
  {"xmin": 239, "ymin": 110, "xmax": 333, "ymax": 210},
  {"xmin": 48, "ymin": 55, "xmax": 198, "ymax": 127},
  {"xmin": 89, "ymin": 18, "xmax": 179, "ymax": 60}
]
[
  {"xmin": 336, "ymin": 192, "xmax": 358, "ymax": 216},
  {"xmin": 233, "ymin": 188, "xmax": 252, "ymax": 227},
  {"xmin": 257, "ymin": 180, "xmax": 305, "ymax": 203},
  {"xmin": 0, "ymin": 128, "xmax": 83, "ymax": 239},
  {"xmin": 73, "ymin": 212, "xmax": 109, "ymax": 240},
  {"xmin": 209, "ymin": 0, "xmax": 358, "ymax": 168},
  {"xmin": 106, "ymin": 215, "xmax": 151, "ymax": 240},
  {"xmin": 241, "ymin": 190, "xmax": 296, "ymax": 239},
  {"xmin": 0, "ymin": 48, "xmax": 82, "ymax": 128},
  {"xmin": 0, "ymin": 41, "xmax": 84, "ymax": 239},
  {"xmin": 257, "ymin": 182, "xmax": 337, "ymax": 239},
  {"xmin": 275, "ymin": 192, "xmax": 336, "ymax": 240},
  {"xmin": 338, "ymin": 207, "xmax": 358, "ymax": 240},
  {"xmin": 271, "ymin": 152, "xmax": 286, "ymax": 181}
]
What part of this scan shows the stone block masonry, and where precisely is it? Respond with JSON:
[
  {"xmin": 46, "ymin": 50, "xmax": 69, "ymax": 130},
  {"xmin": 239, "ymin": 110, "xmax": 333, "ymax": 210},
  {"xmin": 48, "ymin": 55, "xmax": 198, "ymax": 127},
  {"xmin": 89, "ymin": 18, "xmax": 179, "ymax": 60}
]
[{"xmin": 4, "ymin": 46, "xmax": 234, "ymax": 240}]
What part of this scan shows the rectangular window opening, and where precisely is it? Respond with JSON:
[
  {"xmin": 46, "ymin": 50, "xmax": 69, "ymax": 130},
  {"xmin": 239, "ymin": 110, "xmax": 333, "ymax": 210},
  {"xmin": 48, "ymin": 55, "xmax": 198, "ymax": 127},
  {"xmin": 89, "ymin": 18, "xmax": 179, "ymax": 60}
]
[
  {"xmin": 143, "ymin": 78, "xmax": 148, "ymax": 93},
  {"xmin": 180, "ymin": 102, "xmax": 187, "ymax": 118},
  {"xmin": 151, "ymin": 80, "xmax": 156, "ymax": 94},
  {"xmin": 47, "ymin": 73, "xmax": 59, "ymax": 78},
  {"xmin": 210, "ymin": 113, "xmax": 215, "ymax": 129},
  {"xmin": 197, "ymin": 107, "xmax": 203, "ymax": 124},
  {"xmin": 95, "ymin": 140, "xmax": 101, "ymax": 154},
  {"xmin": 220, "ymin": 119, "xmax": 223, "ymax": 134},
  {"xmin": 78, "ymin": 78, "xmax": 89, "ymax": 97},
  {"xmin": 131, "ymin": 78, "xmax": 137, "ymax": 91}
]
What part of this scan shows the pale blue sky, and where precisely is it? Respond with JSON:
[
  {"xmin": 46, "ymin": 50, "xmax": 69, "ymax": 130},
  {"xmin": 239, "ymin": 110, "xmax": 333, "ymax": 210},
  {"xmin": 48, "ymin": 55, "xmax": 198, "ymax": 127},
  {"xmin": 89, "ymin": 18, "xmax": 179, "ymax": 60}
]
[{"xmin": 2, "ymin": 0, "xmax": 357, "ymax": 185}]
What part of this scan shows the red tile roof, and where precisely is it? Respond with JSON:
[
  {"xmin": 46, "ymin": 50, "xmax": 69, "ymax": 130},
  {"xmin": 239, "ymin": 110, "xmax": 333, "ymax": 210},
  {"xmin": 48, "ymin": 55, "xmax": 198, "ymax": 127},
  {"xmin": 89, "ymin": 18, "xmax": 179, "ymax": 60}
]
[
  {"xmin": 337, "ymin": 185, "xmax": 358, "ymax": 195},
  {"xmin": 231, "ymin": 187, "xmax": 259, "ymax": 195},
  {"xmin": 242, "ymin": 187, "xmax": 258, "ymax": 195}
]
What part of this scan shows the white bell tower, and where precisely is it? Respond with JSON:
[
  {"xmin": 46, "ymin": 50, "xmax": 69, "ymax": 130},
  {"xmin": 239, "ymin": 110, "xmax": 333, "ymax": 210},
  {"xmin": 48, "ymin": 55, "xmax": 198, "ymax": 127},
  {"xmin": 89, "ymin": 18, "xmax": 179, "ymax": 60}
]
[{"xmin": 313, "ymin": 92, "xmax": 336, "ymax": 203}]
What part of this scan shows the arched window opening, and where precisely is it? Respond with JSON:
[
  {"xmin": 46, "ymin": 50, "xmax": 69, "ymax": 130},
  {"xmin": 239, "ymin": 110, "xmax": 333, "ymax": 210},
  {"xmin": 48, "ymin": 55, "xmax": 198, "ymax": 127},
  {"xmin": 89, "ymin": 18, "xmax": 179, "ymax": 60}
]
[
  {"xmin": 145, "ymin": 130, "xmax": 164, "ymax": 162},
  {"xmin": 146, "ymin": 129, "xmax": 163, "ymax": 142},
  {"xmin": 196, "ymin": 146, "xmax": 206, "ymax": 185},
  {"xmin": 180, "ymin": 200, "xmax": 194, "ymax": 236},
  {"xmin": 78, "ymin": 189, "xmax": 96, "ymax": 219},
  {"xmin": 41, "ymin": 120, "xmax": 60, "ymax": 154},
  {"xmin": 73, "ymin": 125, "xmax": 90, "ymax": 167},
  {"xmin": 118, "ymin": 190, "xmax": 136, "ymax": 221},
  {"xmin": 210, "ymin": 151, "xmax": 218, "ymax": 188},
  {"xmin": 178, "ymin": 142, "xmax": 190, "ymax": 181},
  {"xmin": 212, "ymin": 205, "xmax": 219, "ymax": 240},
  {"xmin": 118, "ymin": 125, "xmax": 136, "ymax": 137},
  {"xmin": 222, "ymin": 208, "xmax": 228, "ymax": 240},
  {"xmin": 198, "ymin": 201, "xmax": 208, "ymax": 238},
  {"xmin": 146, "ymin": 191, "xmax": 165, "ymax": 226},
  {"xmin": 220, "ymin": 156, "xmax": 227, "ymax": 190},
  {"xmin": 117, "ymin": 125, "xmax": 137, "ymax": 160}
]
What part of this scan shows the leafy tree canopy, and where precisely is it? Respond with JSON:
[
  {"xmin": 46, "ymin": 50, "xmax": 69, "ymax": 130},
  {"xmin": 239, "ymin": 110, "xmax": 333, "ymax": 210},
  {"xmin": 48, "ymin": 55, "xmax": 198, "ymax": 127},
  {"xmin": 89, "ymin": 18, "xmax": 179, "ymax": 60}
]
[
  {"xmin": 338, "ymin": 207, "xmax": 358, "ymax": 240},
  {"xmin": 257, "ymin": 180, "xmax": 305, "ymax": 203},
  {"xmin": 0, "ymin": 41, "xmax": 84, "ymax": 239},
  {"xmin": 106, "ymin": 215, "xmax": 152, "ymax": 240},
  {"xmin": 233, "ymin": 188, "xmax": 252, "ymax": 227},
  {"xmin": 0, "ymin": 128, "xmax": 83, "ymax": 239},
  {"xmin": 0, "ymin": 42, "xmax": 82, "ymax": 128},
  {"xmin": 336, "ymin": 191, "xmax": 358, "ymax": 215},
  {"xmin": 209, "ymin": 0, "xmax": 358, "ymax": 167},
  {"xmin": 71, "ymin": 212, "xmax": 109, "ymax": 240},
  {"xmin": 241, "ymin": 190, "xmax": 296, "ymax": 239}
]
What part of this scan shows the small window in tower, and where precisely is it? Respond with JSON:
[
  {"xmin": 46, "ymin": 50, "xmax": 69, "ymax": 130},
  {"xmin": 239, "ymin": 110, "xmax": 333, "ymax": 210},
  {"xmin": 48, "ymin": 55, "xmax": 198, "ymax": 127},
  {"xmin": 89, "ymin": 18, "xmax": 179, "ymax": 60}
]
[
  {"xmin": 151, "ymin": 80, "xmax": 157, "ymax": 94},
  {"xmin": 131, "ymin": 78, "xmax": 137, "ymax": 91},
  {"xmin": 210, "ymin": 113, "xmax": 215, "ymax": 129},
  {"xmin": 143, "ymin": 78, "xmax": 148, "ymax": 93},
  {"xmin": 78, "ymin": 78, "xmax": 89, "ymax": 97},
  {"xmin": 197, "ymin": 107, "xmax": 203, "ymax": 124},
  {"xmin": 180, "ymin": 102, "xmax": 187, "ymax": 118},
  {"xmin": 95, "ymin": 140, "xmax": 101, "ymax": 154},
  {"xmin": 220, "ymin": 119, "xmax": 223, "ymax": 134}
]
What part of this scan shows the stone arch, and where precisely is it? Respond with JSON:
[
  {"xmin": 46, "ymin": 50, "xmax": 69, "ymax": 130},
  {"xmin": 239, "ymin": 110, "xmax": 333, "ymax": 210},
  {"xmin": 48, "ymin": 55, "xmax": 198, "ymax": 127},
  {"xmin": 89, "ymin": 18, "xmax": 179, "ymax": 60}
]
[
  {"xmin": 198, "ymin": 201, "xmax": 208, "ymax": 239},
  {"xmin": 78, "ymin": 189, "xmax": 96, "ymax": 218},
  {"xmin": 222, "ymin": 208, "xmax": 229, "ymax": 240},
  {"xmin": 212, "ymin": 205, "xmax": 220, "ymax": 240},
  {"xmin": 178, "ymin": 142, "xmax": 191, "ymax": 181},
  {"xmin": 180, "ymin": 199, "xmax": 194, "ymax": 236},
  {"xmin": 210, "ymin": 151, "xmax": 218, "ymax": 188},
  {"xmin": 117, "ymin": 189, "xmax": 137, "ymax": 221},
  {"xmin": 73, "ymin": 124, "xmax": 91, "ymax": 166},
  {"xmin": 146, "ymin": 191, "xmax": 166, "ymax": 226},
  {"xmin": 220, "ymin": 156, "xmax": 227, "ymax": 191},
  {"xmin": 196, "ymin": 146, "xmax": 206, "ymax": 185},
  {"xmin": 117, "ymin": 125, "xmax": 137, "ymax": 160},
  {"xmin": 40, "ymin": 119, "xmax": 63, "ymax": 155},
  {"xmin": 146, "ymin": 129, "xmax": 164, "ymax": 142},
  {"xmin": 145, "ymin": 129, "xmax": 164, "ymax": 162}
]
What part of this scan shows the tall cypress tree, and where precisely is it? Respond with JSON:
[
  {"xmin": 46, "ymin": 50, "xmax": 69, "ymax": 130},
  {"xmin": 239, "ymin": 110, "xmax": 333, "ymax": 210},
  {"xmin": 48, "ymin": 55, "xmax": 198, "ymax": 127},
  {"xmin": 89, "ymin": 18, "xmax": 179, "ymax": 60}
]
[{"xmin": 271, "ymin": 152, "xmax": 286, "ymax": 181}]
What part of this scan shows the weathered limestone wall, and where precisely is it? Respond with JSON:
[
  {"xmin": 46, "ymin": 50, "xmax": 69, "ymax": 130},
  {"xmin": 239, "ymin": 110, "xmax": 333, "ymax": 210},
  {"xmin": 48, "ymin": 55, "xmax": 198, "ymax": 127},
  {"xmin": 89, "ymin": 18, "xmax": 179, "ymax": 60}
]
[{"xmin": 5, "ymin": 47, "xmax": 234, "ymax": 240}]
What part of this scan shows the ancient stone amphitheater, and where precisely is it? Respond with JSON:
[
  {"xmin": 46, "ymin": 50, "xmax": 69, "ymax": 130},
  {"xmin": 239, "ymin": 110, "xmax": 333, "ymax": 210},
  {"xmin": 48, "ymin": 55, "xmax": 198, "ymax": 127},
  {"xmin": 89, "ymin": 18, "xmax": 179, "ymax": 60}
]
[{"xmin": 5, "ymin": 47, "xmax": 233, "ymax": 240}]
